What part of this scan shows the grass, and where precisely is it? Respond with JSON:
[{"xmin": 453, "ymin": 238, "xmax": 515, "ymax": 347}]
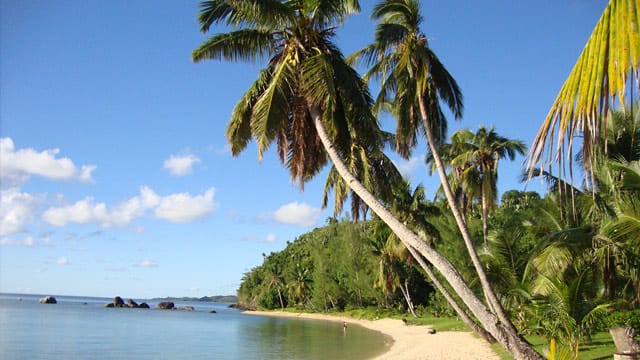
[{"xmin": 490, "ymin": 332, "xmax": 617, "ymax": 360}]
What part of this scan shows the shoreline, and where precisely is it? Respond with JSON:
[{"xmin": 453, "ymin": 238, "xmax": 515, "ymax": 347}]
[{"xmin": 243, "ymin": 310, "xmax": 499, "ymax": 360}]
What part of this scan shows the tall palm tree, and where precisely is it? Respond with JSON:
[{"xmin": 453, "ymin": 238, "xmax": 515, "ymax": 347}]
[
  {"xmin": 527, "ymin": 0, "xmax": 639, "ymax": 184},
  {"xmin": 448, "ymin": 126, "xmax": 527, "ymax": 245},
  {"xmin": 193, "ymin": 1, "xmax": 541, "ymax": 357},
  {"xmin": 350, "ymin": 0, "xmax": 528, "ymax": 349}
]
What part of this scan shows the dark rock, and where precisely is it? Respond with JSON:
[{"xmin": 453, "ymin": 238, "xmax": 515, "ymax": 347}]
[
  {"xmin": 427, "ymin": 327, "xmax": 436, "ymax": 334},
  {"xmin": 104, "ymin": 303, "xmax": 115, "ymax": 308},
  {"xmin": 139, "ymin": 302, "xmax": 150, "ymax": 309},
  {"xmin": 209, "ymin": 310, "xmax": 217, "ymax": 314},
  {"xmin": 157, "ymin": 301, "xmax": 175, "ymax": 310},
  {"xmin": 127, "ymin": 299, "xmax": 139, "ymax": 308},
  {"xmin": 39, "ymin": 296, "xmax": 57, "ymax": 304},
  {"xmin": 113, "ymin": 296, "xmax": 125, "ymax": 307}
]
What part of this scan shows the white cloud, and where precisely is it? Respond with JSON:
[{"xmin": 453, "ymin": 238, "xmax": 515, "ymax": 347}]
[
  {"xmin": 0, "ymin": 236, "xmax": 34, "ymax": 247},
  {"xmin": 0, "ymin": 189, "xmax": 40, "ymax": 235},
  {"xmin": 56, "ymin": 257, "xmax": 70, "ymax": 265},
  {"xmin": 265, "ymin": 233, "xmax": 277, "ymax": 243},
  {"xmin": 138, "ymin": 260, "xmax": 158, "ymax": 268},
  {"xmin": 163, "ymin": 153, "xmax": 200, "ymax": 176},
  {"xmin": 43, "ymin": 186, "xmax": 216, "ymax": 227},
  {"xmin": 154, "ymin": 188, "xmax": 216, "ymax": 223},
  {"xmin": 273, "ymin": 202, "xmax": 321, "ymax": 227},
  {"xmin": 0, "ymin": 137, "xmax": 95, "ymax": 187},
  {"xmin": 393, "ymin": 155, "xmax": 425, "ymax": 177}
]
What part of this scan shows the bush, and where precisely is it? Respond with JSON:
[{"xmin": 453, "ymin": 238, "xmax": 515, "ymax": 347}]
[{"xmin": 597, "ymin": 310, "xmax": 640, "ymax": 331}]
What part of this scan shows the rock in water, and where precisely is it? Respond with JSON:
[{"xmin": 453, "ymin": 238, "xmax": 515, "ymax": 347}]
[
  {"xmin": 39, "ymin": 296, "xmax": 57, "ymax": 304},
  {"xmin": 157, "ymin": 301, "xmax": 175, "ymax": 310},
  {"xmin": 127, "ymin": 299, "xmax": 139, "ymax": 308},
  {"xmin": 139, "ymin": 302, "xmax": 150, "ymax": 309},
  {"xmin": 113, "ymin": 296, "xmax": 125, "ymax": 307}
]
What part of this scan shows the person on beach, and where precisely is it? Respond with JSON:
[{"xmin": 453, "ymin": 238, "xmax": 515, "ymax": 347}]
[{"xmin": 343, "ymin": 321, "xmax": 347, "ymax": 333}]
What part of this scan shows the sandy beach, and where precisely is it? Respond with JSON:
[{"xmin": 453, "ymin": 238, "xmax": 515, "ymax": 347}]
[{"xmin": 244, "ymin": 311, "xmax": 499, "ymax": 360}]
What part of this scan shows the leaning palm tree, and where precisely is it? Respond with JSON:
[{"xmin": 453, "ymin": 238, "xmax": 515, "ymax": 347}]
[
  {"xmin": 350, "ymin": 0, "xmax": 527, "ymax": 348},
  {"xmin": 193, "ymin": 1, "xmax": 541, "ymax": 358},
  {"xmin": 527, "ymin": 0, "xmax": 640, "ymax": 185}
]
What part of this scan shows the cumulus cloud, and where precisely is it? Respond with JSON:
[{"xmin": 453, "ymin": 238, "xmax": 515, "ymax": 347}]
[
  {"xmin": 56, "ymin": 257, "xmax": 70, "ymax": 265},
  {"xmin": 154, "ymin": 188, "xmax": 216, "ymax": 223},
  {"xmin": 163, "ymin": 153, "xmax": 200, "ymax": 176},
  {"xmin": 0, "ymin": 189, "xmax": 40, "ymax": 235},
  {"xmin": 0, "ymin": 137, "xmax": 95, "ymax": 187},
  {"xmin": 138, "ymin": 260, "xmax": 158, "ymax": 268},
  {"xmin": 43, "ymin": 186, "xmax": 216, "ymax": 227},
  {"xmin": 273, "ymin": 202, "xmax": 321, "ymax": 227}
]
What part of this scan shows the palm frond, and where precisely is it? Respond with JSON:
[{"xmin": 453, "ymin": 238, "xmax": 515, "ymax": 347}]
[
  {"xmin": 197, "ymin": 0, "xmax": 293, "ymax": 32},
  {"xmin": 528, "ymin": 0, "xmax": 640, "ymax": 180},
  {"xmin": 192, "ymin": 29, "xmax": 275, "ymax": 63}
]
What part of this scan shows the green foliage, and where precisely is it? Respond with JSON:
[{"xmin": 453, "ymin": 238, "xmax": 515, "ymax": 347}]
[
  {"xmin": 599, "ymin": 310, "xmax": 640, "ymax": 331},
  {"xmin": 236, "ymin": 219, "xmax": 435, "ymax": 314}
]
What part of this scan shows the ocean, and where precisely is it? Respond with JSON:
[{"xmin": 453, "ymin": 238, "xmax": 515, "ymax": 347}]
[{"xmin": 0, "ymin": 293, "xmax": 389, "ymax": 359}]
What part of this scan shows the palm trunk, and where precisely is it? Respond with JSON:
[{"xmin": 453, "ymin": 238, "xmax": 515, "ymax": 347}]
[
  {"xmin": 398, "ymin": 279, "xmax": 417, "ymax": 318},
  {"xmin": 481, "ymin": 189, "xmax": 489, "ymax": 247},
  {"xmin": 416, "ymin": 97, "xmax": 516, "ymax": 334},
  {"xmin": 277, "ymin": 288, "xmax": 284, "ymax": 310},
  {"xmin": 406, "ymin": 244, "xmax": 496, "ymax": 344},
  {"xmin": 311, "ymin": 108, "xmax": 543, "ymax": 360}
]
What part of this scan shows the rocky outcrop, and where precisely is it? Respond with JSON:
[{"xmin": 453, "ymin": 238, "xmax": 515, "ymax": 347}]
[
  {"xmin": 39, "ymin": 296, "xmax": 57, "ymax": 304},
  {"xmin": 104, "ymin": 296, "xmax": 148, "ymax": 309},
  {"xmin": 157, "ymin": 301, "xmax": 175, "ymax": 310}
]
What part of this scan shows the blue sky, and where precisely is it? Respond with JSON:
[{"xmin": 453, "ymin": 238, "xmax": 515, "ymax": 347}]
[{"xmin": 0, "ymin": 0, "xmax": 607, "ymax": 299}]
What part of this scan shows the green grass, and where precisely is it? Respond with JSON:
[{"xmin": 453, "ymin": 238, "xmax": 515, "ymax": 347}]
[{"xmin": 490, "ymin": 332, "xmax": 617, "ymax": 360}]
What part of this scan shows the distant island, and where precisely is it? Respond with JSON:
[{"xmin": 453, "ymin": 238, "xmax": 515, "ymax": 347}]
[{"xmin": 152, "ymin": 295, "xmax": 237, "ymax": 303}]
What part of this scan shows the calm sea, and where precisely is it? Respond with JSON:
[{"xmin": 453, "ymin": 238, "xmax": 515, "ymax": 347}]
[{"xmin": 0, "ymin": 293, "xmax": 390, "ymax": 359}]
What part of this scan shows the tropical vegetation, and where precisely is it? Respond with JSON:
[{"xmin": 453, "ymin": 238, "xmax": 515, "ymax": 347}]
[{"xmin": 192, "ymin": 0, "xmax": 639, "ymax": 359}]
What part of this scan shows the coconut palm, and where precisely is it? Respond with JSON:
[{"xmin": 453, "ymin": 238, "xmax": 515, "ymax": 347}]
[
  {"xmin": 527, "ymin": 0, "xmax": 640, "ymax": 184},
  {"xmin": 447, "ymin": 126, "xmax": 527, "ymax": 245},
  {"xmin": 193, "ymin": 1, "xmax": 540, "ymax": 357},
  {"xmin": 350, "ymin": 0, "xmax": 527, "ymax": 348}
]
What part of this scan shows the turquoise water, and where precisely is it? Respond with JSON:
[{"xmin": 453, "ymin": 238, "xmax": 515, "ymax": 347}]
[{"xmin": 0, "ymin": 294, "xmax": 390, "ymax": 359}]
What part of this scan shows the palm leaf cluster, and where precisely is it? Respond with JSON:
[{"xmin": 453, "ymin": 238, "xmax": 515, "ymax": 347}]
[
  {"xmin": 193, "ymin": 0, "xmax": 382, "ymax": 187},
  {"xmin": 348, "ymin": 0, "xmax": 463, "ymax": 158},
  {"xmin": 528, "ymin": 0, "xmax": 639, "ymax": 182}
]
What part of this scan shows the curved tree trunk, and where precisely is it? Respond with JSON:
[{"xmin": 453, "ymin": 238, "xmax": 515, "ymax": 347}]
[
  {"xmin": 417, "ymin": 97, "xmax": 516, "ymax": 334},
  {"xmin": 311, "ymin": 108, "xmax": 543, "ymax": 360},
  {"xmin": 405, "ymin": 244, "xmax": 496, "ymax": 344}
]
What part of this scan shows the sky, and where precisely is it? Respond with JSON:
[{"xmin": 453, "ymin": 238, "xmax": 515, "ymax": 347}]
[{"xmin": 0, "ymin": 0, "xmax": 608, "ymax": 299}]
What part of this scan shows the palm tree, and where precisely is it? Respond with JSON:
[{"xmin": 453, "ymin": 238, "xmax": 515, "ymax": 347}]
[
  {"xmin": 350, "ymin": 0, "xmax": 531, "ymax": 352},
  {"xmin": 447, "ymin": 126, "xmax": 527, "ymax": 245},
  {"xmin": 193, "ymin": 2, "xmax": 540, "ymax": 357},
  {"xmin": 527, "ymin": 0, "xmax": 639, "ymax": 184}
]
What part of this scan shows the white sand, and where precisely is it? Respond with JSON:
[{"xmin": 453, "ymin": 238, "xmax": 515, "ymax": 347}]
[{"xmin": 243, "ymin": 311, "xmax": 500, "ymax": 360}]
